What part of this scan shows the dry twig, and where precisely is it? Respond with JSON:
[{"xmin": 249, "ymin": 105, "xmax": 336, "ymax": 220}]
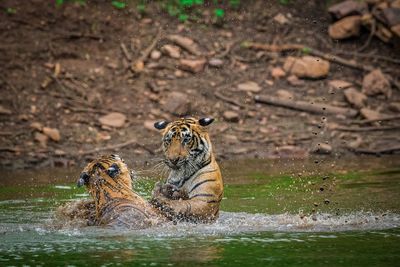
[
  {"xmin": 333, "ymin": 125, "xmax": 400, "ymax": 132},
  {"xmin": 132, "ymin": 29, "xmax": 162, "ymax": 71},
  {"xmin": 243, "ymin": 42, "xmax": 375, "ymax": 71},
  {"xmin": 347, "ymin": 145, "xmax": 400, "ymax": 155},
  {"xmin": 254, "ymin": 95, "xmax": 358, "ymax": 117}
]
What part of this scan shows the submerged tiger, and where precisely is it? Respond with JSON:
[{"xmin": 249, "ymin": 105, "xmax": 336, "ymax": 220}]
[
  {"xmin": 151, "ymin": 117, "xmax": 224, "ymax": 222},
  {"xmin": 68, "ymin": 154, "xmax": 165, "ymax": 229}
]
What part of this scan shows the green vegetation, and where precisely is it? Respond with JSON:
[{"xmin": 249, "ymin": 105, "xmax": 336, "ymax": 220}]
[
  {"xmin": 54, "ymin": 0, "xmax": 242, "ymax": 23},
  {"xmin": 4, "ymin": 7, "xmax": 17, "ymax": 14}
]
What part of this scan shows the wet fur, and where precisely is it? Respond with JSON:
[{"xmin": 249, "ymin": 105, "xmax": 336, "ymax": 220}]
[
  {"xmin": 59, "ymin": 155, "xmax": 164, "ymax": 229},
  {"xmin": 151, "ymin": 118, "xmax": 224, "ymax": 222}
]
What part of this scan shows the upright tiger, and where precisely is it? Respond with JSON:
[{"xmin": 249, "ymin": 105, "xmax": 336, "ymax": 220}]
[
  {"xmin": 151, "ymin": 117, "xmax": 223, "ymax": 222},
  {"xmin": 73, "ymin": 154, "xmax": 165, "ymax": 229}
]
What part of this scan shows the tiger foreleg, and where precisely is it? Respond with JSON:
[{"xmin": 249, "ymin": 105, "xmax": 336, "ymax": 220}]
[
  {"xmin": 57, "ymin": 199, "xmax": 96, "ymax": 226},
  {"xmin": 150, "ymin": 196, "xmax": 217, "ymax": 223}
]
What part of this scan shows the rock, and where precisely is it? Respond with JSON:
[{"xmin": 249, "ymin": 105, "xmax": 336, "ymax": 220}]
[
  {"xmin": 42, "ymin": 127, "xmax": 61, "ymax": 142},
  {"xmin": 392, "ymin": 0, "xmax": 400, "ymax": 8},
  {"xmin": 30, "ymin": 122, "xmax": 43, "ymax": 131},
  {"xmin": 231, "ymin": 147, "xmax": 252, "ymax": 155},
  {"xmin": 287, "ymin": 75, "xmax": 304, "ymax": 86},
  {"xmin": 223, "ymin": 111, "xmax": 239, "ymax": 122},
  {"xmin": 96, "ymin": 132, "xmax": 111, "ymax": 141},
  {"xmin": 40, "ymin": 76, "xmax": 53, "ymax": 89},
  {"xmin": 283, "ymin": 56, "xmax": 330, "ymax": 79},
  {"xmin": 208, "ymin": 58, "xmax": 224, "ymax": 67},
  {"xmin": 275, "ymin": 145, "xmax": 309, "ymax": 158},
  {"xmin": 224, "ymin": 134, "xmax": 239, "ymax": 144},
  {"xmin": 375, "ymin": 23, "xmax": 393, "ymax": 43},
  {"xmin": 362, "ymin": 69, "xmax": 392, "ymax": 98},
  {"xmin": 98, "ymin": 112, "xmax": 127, "ymax": 128},
  {"xmin": 312, "ymin": 143, "xmax": 332, "ymax": 154},
  {"xmin": 0, "ymin": 105, "xmax": 12, "ymax": 115},
  {"xmin": 328, "ymin": 15, "xmax": 362, "ymax": 39},
  {"xmin": 348, "ymin": 135, "xmax": 362, "ymax": 149},
  {"xmin": 276, "ymin": 89, "xmax": 294, "ymax": 99},
  {"xmin": 273, "ymin": 13, "xmax": 289, "ymax": 24},
  {"xmin": 328, "ymin": 0, "xmax": 368, "ymax": 19},
  {"xmin": 360, "ymin": 108, "xmax": 382, "ymax": 120},
  {"xmin": 271, "ymin": 67, "xmax": 286, "ymax": 79},
  {"xmin": 167, "ymin": 35, "xmax": 202, "ymax": 56},
  {"xmin": 144, "ymin": 120, "xmax": 158, "ymax": 132},
  {"xmin": 392, "ymin": 24, "xmax": 400, "ymax": 38},
  {"xmin": 54, "ymin": 149, "xmax": 66, "ymax": 156},
  {"xmin": 34, "ymin": 132, "xmax": 48, "ymax": 148},
  {"xmin": 237, "ymin": 81, "xmax": 261, "ymax": 93},
  {"xmin": 344, "ymin": 88, "xmax": 367, "ymax": 108},
  {"xmin": 163, "ymin": 92, "xmax": 191, "ymax": 116},
  {"xmin": 328, "ymin": 80, "xmax": 353, "ymax": 90},
  {"xmin": 388, "ymin": 102, "xmax": 400, "ymax": 112},
  {"xmin": 150, "ymin": 50, "xmax": 162, "ymax": 60},
  {"xmin": 161, "ymin": 45, "xmax": 181, "ymax": 59},
  {"xmin": 179, "ymin": 58, "xmax": 206, "ymax": 73},
  {"xmin": 382, "ymin": 8, "xmax": 400, "ymax": 27}
]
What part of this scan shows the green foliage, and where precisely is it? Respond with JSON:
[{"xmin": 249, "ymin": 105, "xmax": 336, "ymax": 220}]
[
  {"xmin": 112, "ymin": 1, "xmax": 126, "ymax": 9},
  {"xmin": 53, "ymin": 0, "xmax": 241, "ymax": 23},
  {"xmin": 301, "ymin": 46, "xmax": 312, "ymax": 54},
  {"xmin": 5, "ymin": 7, "xmax": 17, "ymax": 14},
  {"xmin": 55, "ymin": 0, "xmax": 86, "ymax": 6},
  {"xmin": 214, "ymin": 8, "xmax": 224, "ymax": 18},
  {"xmin": 279, "ymin": 0, "xmax": 290, "ymax": 5}
]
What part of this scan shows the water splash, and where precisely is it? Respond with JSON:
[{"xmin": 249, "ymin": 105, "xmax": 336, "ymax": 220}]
[{"xmin": 48, "ymin": 211, "xmax": 400, "ymax": 238}]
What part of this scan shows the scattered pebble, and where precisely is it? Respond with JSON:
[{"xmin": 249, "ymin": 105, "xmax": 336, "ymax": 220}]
[
  {"xmin": 98, "ymin": 112, "xmax": 127, "ymax": 128},
  {"xmin": 42, "ymin": 127, "xmax": 61, "ymax": 142},
  {"xmin": 161, "ymin": 44, "xmax": 181, "ymax": 59},
  {"xmin": 237, "ymin": 81, "xmax": 261, "ymax": 93},
  {"xmin": 283, "ymin": 56, "xmax": 330, "ymax": 79},
  {"xmin": 328, "ymin": 15, "xmax": 362, "ymax": 39},
  {"xmin": 179, "ymin": 58, "xmax": 206, "ymax": 73},
  {"xmin": 223, "ymin": 111, "xmax": 240, "ymax": 122},
  {"xmin": 362, "ymin": 69, "xmax": 392, "ymax": 98}
]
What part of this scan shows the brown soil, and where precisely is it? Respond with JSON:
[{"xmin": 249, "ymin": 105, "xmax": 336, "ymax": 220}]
[{"xmin": 1, "ymin": 0, "xmax": 399, "ymax": 169}]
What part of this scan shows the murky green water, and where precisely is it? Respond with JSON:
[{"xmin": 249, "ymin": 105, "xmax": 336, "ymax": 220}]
[{"xmin": 0, "ymin": 156, "xmax": 400, "ymax": 266}]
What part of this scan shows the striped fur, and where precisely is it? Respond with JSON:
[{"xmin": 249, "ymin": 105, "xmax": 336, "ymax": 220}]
[
  {"xmin": 151, "ymin": 117, "xmax": 224, "ymax": 222},
  {"xmin": 78, "ymin": 154, "xmax": 164, "ymax": 229}
]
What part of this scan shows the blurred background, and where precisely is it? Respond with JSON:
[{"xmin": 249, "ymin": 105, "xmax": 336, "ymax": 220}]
[{"xmin": 0, "ymin": 0, "xmax": 399, "ymax": 169}]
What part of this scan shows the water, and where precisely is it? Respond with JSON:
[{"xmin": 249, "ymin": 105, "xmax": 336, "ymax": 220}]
[{"xmin": 0, "ymin": 156, "xmax": 400, "ymax": 266}]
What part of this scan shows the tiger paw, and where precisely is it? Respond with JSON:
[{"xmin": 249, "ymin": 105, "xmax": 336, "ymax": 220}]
[{"xmin": 160, "ymin": 183, "xmax": 179, "ymax": 198}]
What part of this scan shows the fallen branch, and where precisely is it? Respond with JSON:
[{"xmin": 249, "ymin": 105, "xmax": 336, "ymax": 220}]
[
  {"xmin": 215, "ymin": 41, "xmax": 235, "ymax": 58},
  {"xmin": 333, "ymin": 125, "xmax": 400, "ymax": 132},
  {"xmin": 243, "ymin": 42, "xmax": 374, "ymax": 72},
  {"xmin": 352, "ymin": 115, "xmax": 400, "ymax": 125},
  {"xmin": 347, "ymin": 145, "xmax": 400, "ymax": 155},
  {"xmin": 358, "ymin": 19, "xmax": 376, "ymax": 52},
  {"xmin": 254, "ymin": 95, "xmax": 358, "ymax": 117},
  {"xmin": 0, "ymin": 147, "xmax": 21, "ymax": 153},
  {"xmin": 75, "ymin": 138, "xmax": 154, "ymax": 156},
  {"xmin": 120, "ymin": 42, "xmax": 132, "ymax": 61},
  {"xmin": 131, "ymin": 29, "xmax": 162, "ymax": 72},
  {"xmin": 215, "ymin": 91, "xmax": 248, "ymax": 109}
]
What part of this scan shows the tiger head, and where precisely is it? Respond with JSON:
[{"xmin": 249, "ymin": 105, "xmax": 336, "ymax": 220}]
[
  {"xmin": 77, "ymin": 154, "xmax": 134, "ymax": 205},
  {"xmin": 153, "ymin": 117, "xmax": 215, "ymax": 170}
]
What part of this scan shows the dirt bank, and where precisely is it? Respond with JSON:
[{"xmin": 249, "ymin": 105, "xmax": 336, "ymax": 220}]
[{"xmin": 0, "ymin": 0, "xmax": 399, "ymax": 169}]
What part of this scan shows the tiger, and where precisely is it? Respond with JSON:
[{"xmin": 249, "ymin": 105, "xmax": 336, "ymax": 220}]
[
  {"xmin": 150, "ymin": 117, "xmax": 224, "ymax": 223},
  {"xmin": 72, "ymin": 154, "xmax": 165, "ymax": 229}
]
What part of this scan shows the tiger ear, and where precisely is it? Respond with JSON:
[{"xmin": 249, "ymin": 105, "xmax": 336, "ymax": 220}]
[
  {"xmin": 198, "ymin": 117, "xmax": 214, "ymax": 126},
  {"xmin": 154, "ymin": 120, "xmax": 169, "ymax": 130}
]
